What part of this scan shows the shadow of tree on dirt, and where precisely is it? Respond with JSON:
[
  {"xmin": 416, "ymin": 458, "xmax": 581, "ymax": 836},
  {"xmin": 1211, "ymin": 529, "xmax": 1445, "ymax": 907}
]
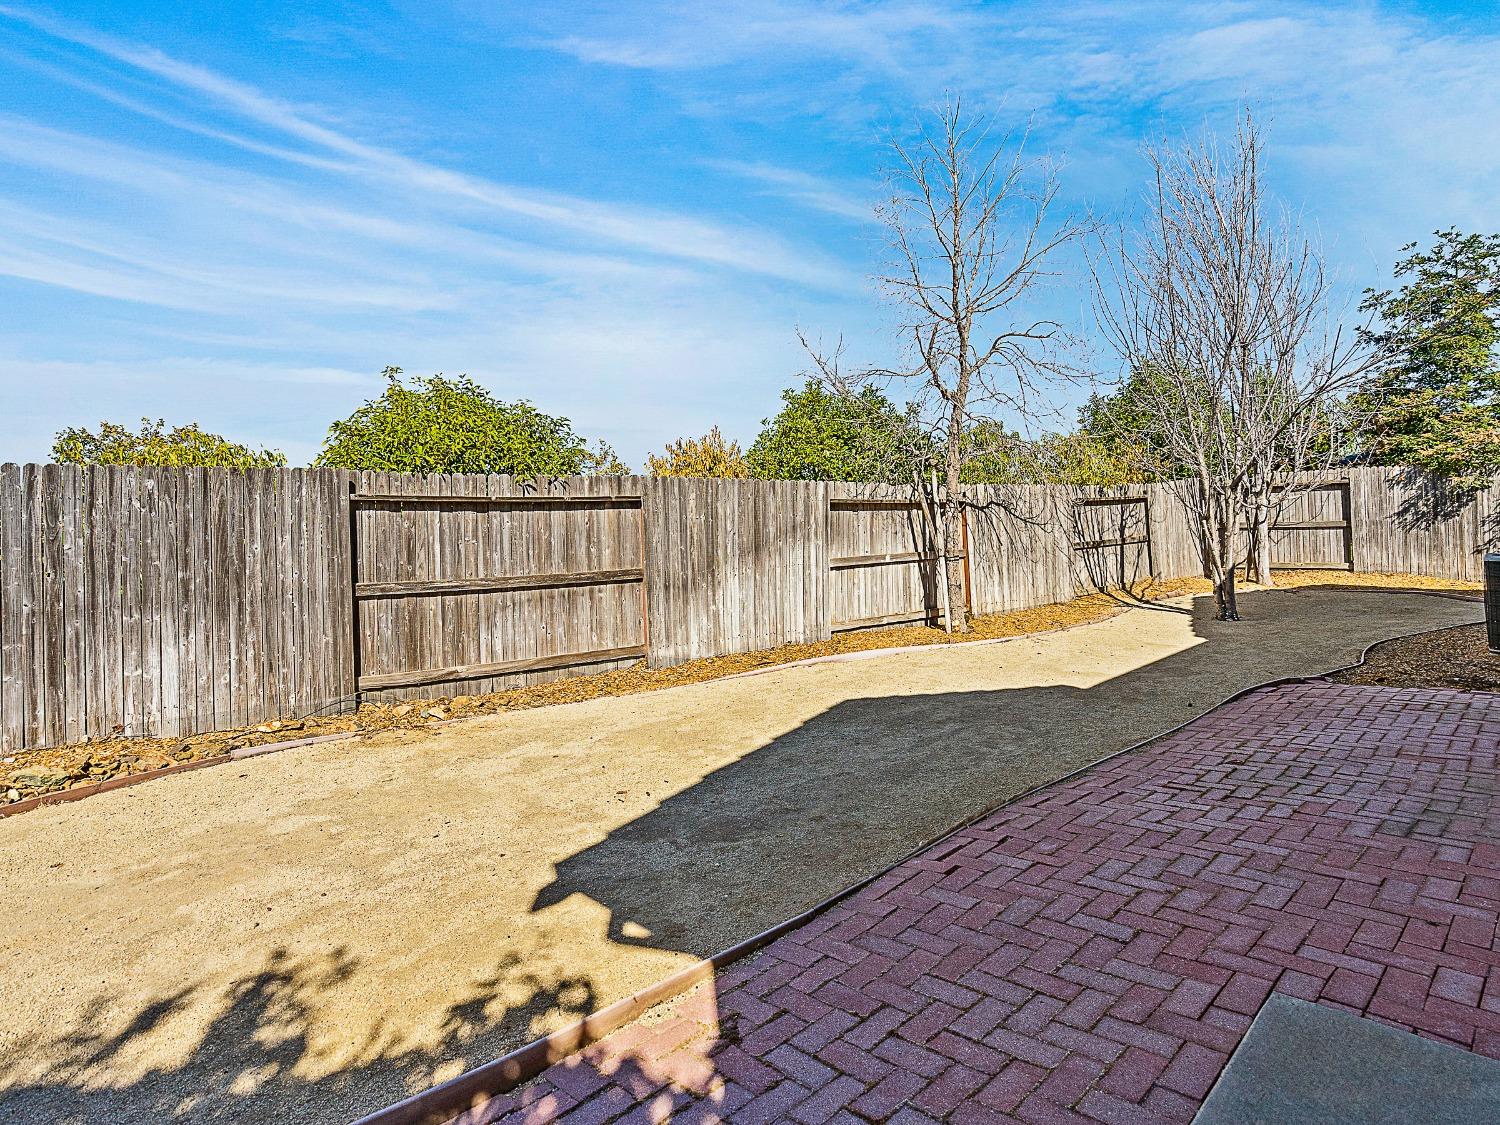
[
  {"xmin": 5, "ymin": 586, "xmax": 1479, "ymax": 1125},
  {"xmin": 530, "ymin": 587, "xmax": 1481, "ymax": 959},
  {"xmin": 502, "ymin": 586, "xmax": 1493, "ymax": 1125},
  {"xmin": 0, "ymin": 947, "xmax": 596, "ymax": 1124}
]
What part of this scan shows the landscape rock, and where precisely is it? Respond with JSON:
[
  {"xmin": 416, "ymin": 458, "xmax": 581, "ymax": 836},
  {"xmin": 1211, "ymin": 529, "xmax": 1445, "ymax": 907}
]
[{"xmin": 10, "ymin": 767, "xmax": 70, "ymax": 790}]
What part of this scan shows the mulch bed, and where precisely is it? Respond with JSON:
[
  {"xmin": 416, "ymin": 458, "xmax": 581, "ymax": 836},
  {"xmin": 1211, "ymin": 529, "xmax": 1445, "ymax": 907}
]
[{"xmin": 1332, "ymin": 622, "xmax": 1499, "ymax": 695}]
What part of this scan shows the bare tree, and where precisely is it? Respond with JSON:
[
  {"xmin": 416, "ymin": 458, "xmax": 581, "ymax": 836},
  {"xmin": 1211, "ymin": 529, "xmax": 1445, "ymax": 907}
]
[
  {"xmin": 1090, "ymin": 112, "xmax": 1372, "ymax": 620},
  {"xmin": 807, "ymin": 98, "xmax": 1084, "ymax": 632}
]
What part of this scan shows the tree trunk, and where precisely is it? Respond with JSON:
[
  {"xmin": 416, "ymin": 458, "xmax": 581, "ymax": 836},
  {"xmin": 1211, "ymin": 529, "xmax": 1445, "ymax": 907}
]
[
  {"xmin": 942, "ymin": 428, "xmax": 970, "ymax": 634},
  {"xmin": 1244, "ymin": 473, "xmax": 1275, "ymax": 587},
  {"xmin": 1246, "ymin": 508, "xmax": 1274, "ymax": 586},
  {"xmin": 1214, "ymin": 493, "xmax": 1242, "ymax": 620},
  {"xmin": 1200, "ymin": 484, "xmax": 1242, "ymax": 622},
  {"xmin": 941, "ymin": 496, "xmax": 968, "ymax": 633},
  {"xmin": 1220, "ymin": 566, "xmax": 1240, "ymax": 620}
]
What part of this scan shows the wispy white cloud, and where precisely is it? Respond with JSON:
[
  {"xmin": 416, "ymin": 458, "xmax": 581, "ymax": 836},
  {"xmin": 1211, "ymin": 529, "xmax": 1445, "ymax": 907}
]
[
  {"xmin": 533, "ymin": 0, "xmax": 980, "ymax": 71},
  {"xmin": 0, "ymin": 116, "xmax": 711, "ymax": 302},
  {"xmin": 0, "ymin": 3, "xmax": 849, "ymax": 288},
  {"xmin": 0, "ymin": 191, "xmax": 458, "ymax": 313},
  {"xmin": 521, "ymin": 1, "xmax": 1500, "ymax": 246},
  {"xmin": 704, "ymin": 160, "xmax": 877, "ymax": 222},
  {"xmin": 4, "ymin": 0, "xmax": 1499, "ymax": 468},
  {"xmin": 0, "ymin": 4, "xmax": 869, "ymax": 463}
]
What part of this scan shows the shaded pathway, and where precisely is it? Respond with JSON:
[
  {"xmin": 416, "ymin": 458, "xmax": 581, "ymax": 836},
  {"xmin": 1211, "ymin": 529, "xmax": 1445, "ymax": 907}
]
[
  {"xmin": 485, "ymin": 681, "xmax": 1500, "ymax": 1123},
  {"xmin": 0, "ymin": 589, "xmax": 1480, "ymax": 1124}
]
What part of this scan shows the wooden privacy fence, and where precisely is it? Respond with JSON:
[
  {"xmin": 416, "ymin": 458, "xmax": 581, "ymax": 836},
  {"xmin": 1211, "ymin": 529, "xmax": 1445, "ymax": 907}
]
[
  {"xmin": 1072, "ymin": 497, "xmax": 1153, "ymax": 592},
  {"xmin": 1266, "ymin": 482, "xmax": 1353, "ymax": 570},
  {"xmin": 350, "ymin": 481, "xmax": 647, "ymax": 694},
  {"xmin": 1, "ymin": 463, "xmax": 1496, "ymax": 752},
  {"xmin": 827, "ymin": 486, "xmax": 944, "ymax": 631}
]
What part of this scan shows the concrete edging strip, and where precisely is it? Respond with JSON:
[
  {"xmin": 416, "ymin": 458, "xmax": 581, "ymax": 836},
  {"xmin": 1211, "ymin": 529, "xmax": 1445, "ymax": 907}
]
[{"xmin": 350, "ymin": 610, "xmax": 1482, "ymax": 1125}]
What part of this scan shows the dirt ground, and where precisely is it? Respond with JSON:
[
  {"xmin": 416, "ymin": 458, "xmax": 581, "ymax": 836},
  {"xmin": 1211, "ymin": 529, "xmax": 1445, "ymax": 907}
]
[
  {"xmin": 2, "ymin": 569, "xmax": 1475, "ymax": 805},
  {"xmin": 0, "ymin": 586, "xmax": 1481, "ymax": 1125},
  {"xmin": 1332, "ymin": 622, "xmax": 1500, "ymax": 694}
]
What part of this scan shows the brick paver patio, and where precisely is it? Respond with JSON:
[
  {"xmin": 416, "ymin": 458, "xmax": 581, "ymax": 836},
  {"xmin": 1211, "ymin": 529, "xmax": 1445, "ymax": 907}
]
[{"xmin": 469, "ymin": 682, "xmax": 1500, "ymax": 1124}]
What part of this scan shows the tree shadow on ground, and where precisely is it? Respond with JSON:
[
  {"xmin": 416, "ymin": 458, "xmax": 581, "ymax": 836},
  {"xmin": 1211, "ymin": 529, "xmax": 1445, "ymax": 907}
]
[
  {"xmin": 0, "ymin": 947, "xmax": 597, "ymax": 1124},
  {"xmin": 4, "ymin": 586, "xmax": 1478, "ymax": 1125},
  {"xmin": 498, "ymin": 587, "xmax": 1493, "ymax": 1124},
  {"xmin": 530, "ymin": 587, "xmax": 1480, "ymax": 959}
]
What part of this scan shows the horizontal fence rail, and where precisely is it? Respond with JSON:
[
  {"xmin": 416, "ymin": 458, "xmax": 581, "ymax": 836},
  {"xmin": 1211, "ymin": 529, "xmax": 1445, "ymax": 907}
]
[
  {"xmin": 353, "ymin": 569, "xmax": 645, "ymax": 600},
  {"xmin": 1, "ymin": 464, "xmax": 1495, "ymax": 752},
  {"xmin": 348, "ymin": 480, "xmax": 648, "ymax": 703}
]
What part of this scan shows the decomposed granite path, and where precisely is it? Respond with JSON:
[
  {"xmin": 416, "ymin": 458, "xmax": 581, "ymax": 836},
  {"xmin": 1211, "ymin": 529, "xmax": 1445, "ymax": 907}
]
[{"xmin": 0, "ymin": 586, "xmax": 1481, "ymax": 1124}]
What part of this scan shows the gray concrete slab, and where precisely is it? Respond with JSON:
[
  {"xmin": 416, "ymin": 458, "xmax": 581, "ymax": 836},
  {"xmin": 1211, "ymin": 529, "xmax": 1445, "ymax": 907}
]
[{"xmin": 1195, "ymin": 994, "xmax": 1500, "ymax": 1124}]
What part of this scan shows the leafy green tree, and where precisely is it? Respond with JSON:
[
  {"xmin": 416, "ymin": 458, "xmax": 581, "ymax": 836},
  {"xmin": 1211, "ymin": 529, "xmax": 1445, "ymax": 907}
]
[
  {"xmin": 582, "ymin": 440, "xmax": 632, "ymax": 476},
  {"xmin": 646, "ymin": 427, "xmax": 748, "ymax": 478},
  {"xmin": 1356, "ymin": 229, "xmax": 1500, "ymax": 488},
  {"xmin": 1075, "ymin": 367, "xmax": 1196, "ymax": 481},
  {"xmin": 52, "ymin": 418, "xmax": 286, "ymax": 469},
  {"xmin": 951, "ymin": 420, "xmax": 1023, "ymax": 484},
  {"xmin": 943, "ymin": 416, "xmax": 1142, "ymax": 487},
  {"xmin": 746, "ymin": 380, "xmax": 926, "ymax": 482},
  {"xmin": 315, "ymin": 367, "xmax": 598, "ymax": 476}
]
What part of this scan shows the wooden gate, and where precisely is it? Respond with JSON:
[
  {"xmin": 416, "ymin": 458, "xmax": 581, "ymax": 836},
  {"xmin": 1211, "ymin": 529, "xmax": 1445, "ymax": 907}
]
[
  {"xmin": 350, "ymin": 483, "xmax": 647, "ymax": 700},
  {"xmin": 1071, "ymin": 497, "xmax": 1152, "ymax": 591},
  {"xmin": 1266, "ymin": 482, "xmax": 1353, "ymax": 571},
  {"xmin": 826, "ymin": 489, "xmax": 968, "ymax": 631}
]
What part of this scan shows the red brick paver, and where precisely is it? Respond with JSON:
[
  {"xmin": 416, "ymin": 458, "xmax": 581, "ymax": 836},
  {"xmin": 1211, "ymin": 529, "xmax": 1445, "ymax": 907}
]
[{"xmin": 469, "ymin": 683, "xmax": 1500, "ymax": 1124}]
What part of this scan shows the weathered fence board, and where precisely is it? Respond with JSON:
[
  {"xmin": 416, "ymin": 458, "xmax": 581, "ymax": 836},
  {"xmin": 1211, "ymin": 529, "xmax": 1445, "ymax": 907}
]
[
  {"xmin": 1, "ymin": 463, "xmax": 1496, "ymax": 752},
  {"xmin": 0, "ymin": 465, "xmax": 357, "ymax": 751},
  {"xmin": 1072, "ymin": 495, "xmax": 1152, "ymax": 591},
  {"xmin": 963, "ymin": 485, "xmax": 1074, "ymax": 615},
  {"xmin": 1348, "ymin": 467, "xmax": 1494, "ymax": 580},
  {"xmin": 1268, "ymin": 482, "xmax": 1352, "ymax": 569},
  {"xmin": 348, "ymin": 474, "xmax": 649, "ymax": 702},
  {"xmin": 643, "ymin": 477, "xmax": 827, "ymax": 666},
  {"xmin": 828, "ymin": 483, "xmax": 942, "ymax": 631}
]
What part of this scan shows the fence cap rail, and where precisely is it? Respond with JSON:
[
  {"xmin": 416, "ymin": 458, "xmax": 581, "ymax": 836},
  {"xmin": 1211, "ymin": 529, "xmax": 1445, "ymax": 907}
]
[
  {"xmin": 355, "ymin": 567, "xmax": 644, "ymax": 600},
  {"xmin": 829, "ymin": 497, "xmax": 925, "ymax": 509}
]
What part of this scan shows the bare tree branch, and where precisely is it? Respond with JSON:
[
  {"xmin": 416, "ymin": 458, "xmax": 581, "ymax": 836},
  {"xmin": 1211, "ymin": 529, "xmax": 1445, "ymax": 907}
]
[
  {"xmin": 804, "ymin": 97, "xmax": 1085, "ymax": 632},
  {"xmin": 1089, "ymin": 110, "xmax": 1377, "ymax": 619}
]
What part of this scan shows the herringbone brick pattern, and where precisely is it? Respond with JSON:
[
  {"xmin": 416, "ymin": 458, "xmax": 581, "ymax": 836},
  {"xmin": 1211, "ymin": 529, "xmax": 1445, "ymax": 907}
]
[{"xmin": 468, "ymin": 683, "xmax": 1500, "ymax": 1124}]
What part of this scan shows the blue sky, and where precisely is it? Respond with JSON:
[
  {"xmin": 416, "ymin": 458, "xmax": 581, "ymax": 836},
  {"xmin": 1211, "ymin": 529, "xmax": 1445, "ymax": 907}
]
[{"xmin": 2, "ymin": 1, "xmax": 1498, "ymax": 466}]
